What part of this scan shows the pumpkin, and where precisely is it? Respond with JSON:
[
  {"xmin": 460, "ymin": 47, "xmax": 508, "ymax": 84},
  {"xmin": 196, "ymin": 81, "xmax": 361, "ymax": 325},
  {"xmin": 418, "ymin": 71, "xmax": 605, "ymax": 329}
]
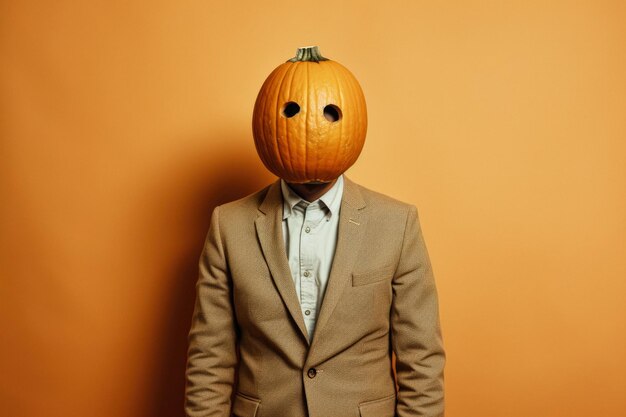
[{"xmin": 252, "ymin": 46, "xmax": 367, "ymax": 183}]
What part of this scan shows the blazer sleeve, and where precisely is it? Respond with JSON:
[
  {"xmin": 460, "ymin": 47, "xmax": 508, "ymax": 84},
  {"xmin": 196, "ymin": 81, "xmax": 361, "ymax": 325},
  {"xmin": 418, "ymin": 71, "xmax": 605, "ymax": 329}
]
[
  {"xmin": 185, "ymin": 205, "xmax": 238, "ymax": 417},
  {"xmin": 390, "ymin": 205, "xmax": 446, "ymax": 417}
]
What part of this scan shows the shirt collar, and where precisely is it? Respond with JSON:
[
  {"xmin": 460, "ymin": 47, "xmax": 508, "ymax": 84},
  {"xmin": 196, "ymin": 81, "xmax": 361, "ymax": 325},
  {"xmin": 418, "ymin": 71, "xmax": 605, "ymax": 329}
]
[{"xmin": 280, "ymin": 174, "xmax": 344, "ymax": 220}]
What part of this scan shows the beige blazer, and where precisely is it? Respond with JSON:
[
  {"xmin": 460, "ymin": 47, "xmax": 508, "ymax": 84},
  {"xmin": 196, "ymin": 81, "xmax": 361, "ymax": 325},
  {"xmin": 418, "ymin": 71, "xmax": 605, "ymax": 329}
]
[{"xmin": 185, "ymin": 175, "xmax": 445, "ymax": 417}]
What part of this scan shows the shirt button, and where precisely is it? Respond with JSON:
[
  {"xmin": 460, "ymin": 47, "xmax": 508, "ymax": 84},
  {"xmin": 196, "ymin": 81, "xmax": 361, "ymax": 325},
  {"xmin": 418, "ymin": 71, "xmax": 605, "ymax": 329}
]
[
  {"xmin": 307, "ymin": 368, "xmax": 317, "ymax": 378},
  {"xmin": 304, "ymin": 309, "xmax": 311, "ymax": 316},
  {"xmin": 303, "ymin": 271, "xmax": 310, "ymax": 277},
  {"xmin": 305, "ymin": 226, "xmax": 311, "ymax": 233}
]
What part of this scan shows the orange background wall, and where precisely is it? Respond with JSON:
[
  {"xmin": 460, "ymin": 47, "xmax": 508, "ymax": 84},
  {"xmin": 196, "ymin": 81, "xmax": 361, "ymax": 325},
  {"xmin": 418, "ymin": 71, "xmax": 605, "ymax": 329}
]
[{"xmin": 1, "ymin": 1, "xmax": 625, "ymax": 416}]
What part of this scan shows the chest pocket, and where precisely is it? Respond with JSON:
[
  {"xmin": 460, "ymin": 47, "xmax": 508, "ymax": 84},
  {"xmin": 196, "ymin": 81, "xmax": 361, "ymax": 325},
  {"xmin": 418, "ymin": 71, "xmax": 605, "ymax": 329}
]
[{"xmin": 351, "ymin": 265, "xmax": 395, "ymax": 286}]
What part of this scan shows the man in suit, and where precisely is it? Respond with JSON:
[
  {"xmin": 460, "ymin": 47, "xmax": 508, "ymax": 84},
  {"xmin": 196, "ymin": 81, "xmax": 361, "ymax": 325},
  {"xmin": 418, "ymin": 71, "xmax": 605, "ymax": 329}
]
[{"xmin": 185, "ymin": 46, "xmax": 445, "ymax": 417}]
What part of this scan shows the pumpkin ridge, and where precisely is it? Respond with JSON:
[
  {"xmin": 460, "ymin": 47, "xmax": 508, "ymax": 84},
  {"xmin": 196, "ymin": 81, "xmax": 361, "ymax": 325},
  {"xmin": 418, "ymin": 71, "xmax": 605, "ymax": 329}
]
[
  {"xmin": 336, "ymin": 62, "xmax": 362, "ymax": 169},
  {"xmin": 327, "ymin": 62, "xmax": 343, "ymax": 178},
  {"xmin": 252, "ymin": 75, "xmax": 270, "ymax": 171},
  {"xmin": 312, "ymin": 62, "xmax": 324, "ymax": 181},
  {"xmin": 282, "ymin": 61, "xmax": 299, "ymax": 179},
  {"xmin": 351, "ymin": 63, "xmax": 368, "ymax": 165},
  {"xmin": 263, "ymin": 64, "xmax": 290, "ymax": 175},
  {"xmin": 254, "ymin": 66, "xmax": 283, "ymax": 173},
  {"xmin": 272, "ymin": 63, "xmax": 293, "ymax": 175},
  {"xmin": 304, "ymin": 61, "xmax": 309, "ymax": 180},
  {"xmin": 309, "ymin": 62, "xmax": 322, "ymax": 182},
  {"xmin": 343, "ymin": 63, "xmax": 359, "ymax": 170},
  {"xmin": 333, "ymin": 66, "xmax": 354, "ymax": 174}
]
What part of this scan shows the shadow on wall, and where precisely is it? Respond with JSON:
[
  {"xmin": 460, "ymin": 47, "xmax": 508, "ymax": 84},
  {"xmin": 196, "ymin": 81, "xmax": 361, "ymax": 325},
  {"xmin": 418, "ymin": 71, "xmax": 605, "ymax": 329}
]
[{"xmin": 141, "ymin": 132, "xmax": 273, "ymax": 417}]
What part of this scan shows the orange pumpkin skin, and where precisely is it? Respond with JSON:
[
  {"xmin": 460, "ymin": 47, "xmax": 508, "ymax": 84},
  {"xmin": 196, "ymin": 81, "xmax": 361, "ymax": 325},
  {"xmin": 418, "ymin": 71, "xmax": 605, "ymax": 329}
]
[{"xmin": 252, "ymin": 46, "xmax": 367, "ymax": 183}]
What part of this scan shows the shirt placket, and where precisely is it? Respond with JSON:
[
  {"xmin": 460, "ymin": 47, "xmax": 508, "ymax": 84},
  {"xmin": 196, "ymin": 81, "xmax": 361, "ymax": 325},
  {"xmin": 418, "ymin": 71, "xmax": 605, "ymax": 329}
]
[
  {"xmin": 298, "ymin": 201, "xmax": 327, "ymax": 329},
  {"xmin": 298, "ymin": 202, "xmax": 314, "ymax": 328}
]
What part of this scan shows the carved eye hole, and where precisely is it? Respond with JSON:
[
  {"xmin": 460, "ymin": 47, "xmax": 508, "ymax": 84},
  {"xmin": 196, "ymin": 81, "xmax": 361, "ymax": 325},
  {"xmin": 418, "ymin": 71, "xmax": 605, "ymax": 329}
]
[
  {"xmin": 282, "ymin": 102, "xmax": 300, "ymax": 118},
  {"xmin": 323, "ymin": 104, "xmax": 342, "ymax": 122}
]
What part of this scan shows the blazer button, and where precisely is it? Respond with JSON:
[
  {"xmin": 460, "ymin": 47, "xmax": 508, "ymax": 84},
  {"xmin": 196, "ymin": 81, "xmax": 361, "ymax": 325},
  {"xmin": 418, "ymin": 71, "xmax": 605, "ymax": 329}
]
[{"xmin": 307, "ymin": 368, "xmax": 317, "ymax": 378}]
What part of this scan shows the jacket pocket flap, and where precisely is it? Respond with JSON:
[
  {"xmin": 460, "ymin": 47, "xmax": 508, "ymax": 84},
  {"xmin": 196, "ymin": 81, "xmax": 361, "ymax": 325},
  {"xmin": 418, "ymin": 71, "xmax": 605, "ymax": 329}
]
[
  {"xmin": 352, "ymin": 265, "xmax": 395, "ymax": 286},
  {"xmin": 358, "ymin": 393, "xmax": 397, "ymax": 417},
  {"xmin": 232, "ymin": 392, "xmax": 260, "ymax": 417}
]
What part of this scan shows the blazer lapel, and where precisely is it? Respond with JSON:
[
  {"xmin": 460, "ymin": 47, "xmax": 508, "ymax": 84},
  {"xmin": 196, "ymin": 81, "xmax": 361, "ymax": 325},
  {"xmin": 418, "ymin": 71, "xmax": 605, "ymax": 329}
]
[
  {"xmin": 255, "ymin": 179, "xmax": 310, "ymax": 343},
  {"xmin": 308, "ymin": 175, "xmax": 368, "ymax": 349}
]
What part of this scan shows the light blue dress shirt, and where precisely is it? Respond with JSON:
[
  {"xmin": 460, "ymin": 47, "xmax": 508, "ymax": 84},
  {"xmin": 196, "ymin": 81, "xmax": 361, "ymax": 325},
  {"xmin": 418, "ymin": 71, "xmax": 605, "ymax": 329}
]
[{"xmin": 280, "ymin": 174, "xmax": 344, "ymax": 340}]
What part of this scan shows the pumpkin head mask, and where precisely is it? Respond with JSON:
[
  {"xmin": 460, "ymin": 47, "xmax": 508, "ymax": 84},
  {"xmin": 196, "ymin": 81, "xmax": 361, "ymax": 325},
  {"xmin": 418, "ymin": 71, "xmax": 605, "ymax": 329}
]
[{"xmin": 252, "ymin": 46, "xmax": 367, "ymax": 184}]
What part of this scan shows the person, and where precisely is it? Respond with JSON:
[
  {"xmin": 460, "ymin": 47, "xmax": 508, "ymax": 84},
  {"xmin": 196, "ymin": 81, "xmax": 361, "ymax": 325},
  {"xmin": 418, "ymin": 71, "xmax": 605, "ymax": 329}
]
[{"xmin": 185, "ymin": 46, "xmax": 445, "ymax": 417}]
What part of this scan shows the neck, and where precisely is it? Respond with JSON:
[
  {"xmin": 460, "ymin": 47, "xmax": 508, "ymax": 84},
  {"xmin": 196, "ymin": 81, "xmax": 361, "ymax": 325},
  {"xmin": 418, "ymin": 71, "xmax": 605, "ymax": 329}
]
[{"xmin": 286, "ymin": 177, "xmax": 339, "ymax": 203}]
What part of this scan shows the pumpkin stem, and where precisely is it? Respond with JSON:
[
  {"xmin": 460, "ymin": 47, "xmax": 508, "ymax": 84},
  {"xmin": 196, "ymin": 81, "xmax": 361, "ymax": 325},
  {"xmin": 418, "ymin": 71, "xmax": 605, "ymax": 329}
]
[{"xmin": 287, "ymin": 46, "xmax": 329, "ymax": 63}]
